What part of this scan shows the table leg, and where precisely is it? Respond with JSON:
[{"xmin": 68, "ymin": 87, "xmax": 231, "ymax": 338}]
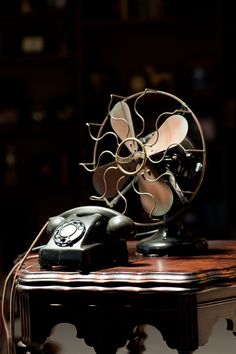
[
  {"xmin": 94, "ymin": 349, "xmax": 117, "ymax": 354},
  {"xmin": 126, "ymin": 325, "xmax": 147, "ymax": 354}
]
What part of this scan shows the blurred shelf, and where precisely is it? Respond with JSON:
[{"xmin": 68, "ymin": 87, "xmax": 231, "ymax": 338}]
[{"xmin": 1, "ymin": 0, "xmax": 236, "ymax": 271}]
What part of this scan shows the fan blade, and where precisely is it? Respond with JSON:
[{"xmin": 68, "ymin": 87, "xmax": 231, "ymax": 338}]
[
  {"xmin": 93, "ymin": 161, "xmax": 129, "ymax": 198},
  {"xmin": 138, "ymin": 168, "xmax": 173, "ymax": 216},
  {"xmin": 145, "ymin": 114, "xmax": 188, "ymax": 156},
  {"xmin": 110, "ymin": 101, "xmax": 137, "ymax": 152}
]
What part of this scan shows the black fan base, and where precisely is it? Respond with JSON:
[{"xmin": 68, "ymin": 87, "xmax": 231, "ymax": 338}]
[{"xmin": 136, "ymin": 222, "xmax": 208, "ymax": 256}]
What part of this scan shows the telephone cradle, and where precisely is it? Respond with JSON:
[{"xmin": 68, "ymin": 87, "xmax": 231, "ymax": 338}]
[{"xmin": 39, "ymin": 205, "xmax": 136, "ymax": 272}]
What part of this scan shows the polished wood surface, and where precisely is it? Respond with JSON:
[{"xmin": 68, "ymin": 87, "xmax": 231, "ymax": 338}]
[
  {"xmin": 17, "ymin": 240, "xmax": 236, "ymax": 290},
  {"xmin": 15, "ymin": 240, "xmax": 236, "ymax": 354}
]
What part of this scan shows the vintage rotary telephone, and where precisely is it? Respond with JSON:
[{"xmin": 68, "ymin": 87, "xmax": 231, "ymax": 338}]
[{"xmin": 39, "ymin": 205, "xmax": 136, "ymax": 271}]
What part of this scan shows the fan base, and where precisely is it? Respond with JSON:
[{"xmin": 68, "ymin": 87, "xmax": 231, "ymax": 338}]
[{"xmin": 136, "ymin": 222, "xmax": 208, "ymax": 256}]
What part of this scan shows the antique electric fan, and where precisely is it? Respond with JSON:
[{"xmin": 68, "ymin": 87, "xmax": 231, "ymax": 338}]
[{"xmin": 81, "ymin": 88, "xmax": 207, "ymax": 255}]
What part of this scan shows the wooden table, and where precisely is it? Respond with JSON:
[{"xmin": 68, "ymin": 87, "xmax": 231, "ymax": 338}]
[{"xmin": 15, "ymin": 240, "xmax": 236, "ymax": 354}]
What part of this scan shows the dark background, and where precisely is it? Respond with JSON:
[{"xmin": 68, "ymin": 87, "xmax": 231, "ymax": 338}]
[{"xmin": 0, "ymin": 0, "xmax": 235, "ymax": 275}]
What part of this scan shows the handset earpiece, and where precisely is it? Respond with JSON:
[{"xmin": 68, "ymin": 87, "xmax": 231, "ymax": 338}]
[
  {"xmin": 106, "ymin": 215, "xmax": 136, "ymax": 240},
  {"xmin": 47, "ymin": 216, "xmax": 66, "ymax": 236}
]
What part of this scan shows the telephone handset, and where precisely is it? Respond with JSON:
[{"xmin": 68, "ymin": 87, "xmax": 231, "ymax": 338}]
[{"xmin": 39, "ymin": 206, "xmax": 136, "ymax": 271}]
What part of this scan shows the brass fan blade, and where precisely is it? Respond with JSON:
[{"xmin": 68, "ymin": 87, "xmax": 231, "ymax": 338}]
[
  {"xmin": 110, "ymin": 101, "xmax": 137, "ymax": 152},
  {"xmin": 145, "ymin": 114, "xmax": 188, "ymax": 157},
  {"xmin": 137, "ymin": 168, "xmax": 174, "ymax": 217},
  {"xmin": 93, "ymin": 162, "xmax": 129, "ymax": 198}
]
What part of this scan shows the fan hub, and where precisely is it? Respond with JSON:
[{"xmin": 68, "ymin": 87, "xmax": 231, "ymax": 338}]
[{"xmin": 115, "ymin": 137, "xmax": 147, "ymax": 175}]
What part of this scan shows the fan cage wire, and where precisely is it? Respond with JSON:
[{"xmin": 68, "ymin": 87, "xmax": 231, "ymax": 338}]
[{"xmin": 89, "ymin": 88, "xmax": 207, "ymax": 232}]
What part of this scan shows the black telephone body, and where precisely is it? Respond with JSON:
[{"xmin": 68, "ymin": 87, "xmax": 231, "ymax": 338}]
[{"xmin": 39, "ymin": 206, "xmax": 136, "ymax": 271}]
